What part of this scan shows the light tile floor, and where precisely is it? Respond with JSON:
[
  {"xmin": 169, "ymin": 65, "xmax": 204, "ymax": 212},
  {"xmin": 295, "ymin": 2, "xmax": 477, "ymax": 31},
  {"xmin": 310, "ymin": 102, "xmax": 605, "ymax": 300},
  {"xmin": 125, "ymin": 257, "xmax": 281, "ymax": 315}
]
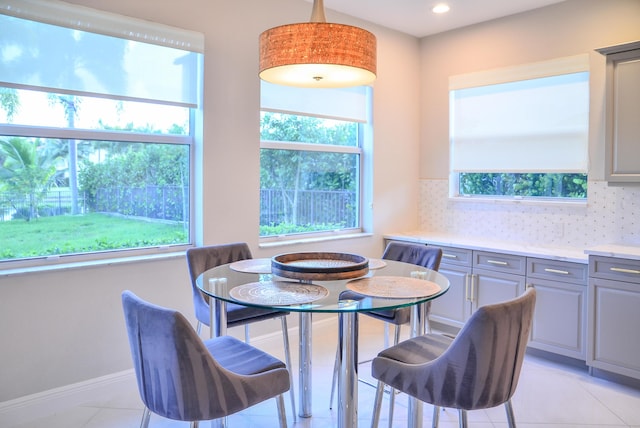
[{"xmin": 10, "ymin": 317, "xmax": 640, "ymax": 428}]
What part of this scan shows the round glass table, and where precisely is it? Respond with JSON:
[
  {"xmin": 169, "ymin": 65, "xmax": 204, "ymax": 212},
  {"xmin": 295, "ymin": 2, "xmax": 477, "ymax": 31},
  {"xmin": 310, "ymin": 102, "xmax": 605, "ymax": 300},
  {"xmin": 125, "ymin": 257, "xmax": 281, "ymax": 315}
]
[{"xmin": 197, "ymin": 257, "xmax": 450, "ymax": 428}]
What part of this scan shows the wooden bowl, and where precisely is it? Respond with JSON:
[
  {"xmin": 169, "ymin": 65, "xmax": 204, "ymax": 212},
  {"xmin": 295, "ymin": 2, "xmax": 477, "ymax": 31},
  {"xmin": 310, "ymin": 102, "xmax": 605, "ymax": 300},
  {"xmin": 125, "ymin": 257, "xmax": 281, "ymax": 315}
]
[{"xmin": 271, "ymin": 252, "xmax": 369, "ymax": 281}]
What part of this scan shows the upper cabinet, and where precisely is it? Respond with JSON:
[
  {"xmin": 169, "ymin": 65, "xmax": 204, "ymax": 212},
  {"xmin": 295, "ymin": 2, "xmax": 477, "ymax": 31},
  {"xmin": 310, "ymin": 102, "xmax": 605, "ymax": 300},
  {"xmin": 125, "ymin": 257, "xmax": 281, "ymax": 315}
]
[{"xmin": 597, "ymin": 41, "xmax": 640, "ymax": 183}]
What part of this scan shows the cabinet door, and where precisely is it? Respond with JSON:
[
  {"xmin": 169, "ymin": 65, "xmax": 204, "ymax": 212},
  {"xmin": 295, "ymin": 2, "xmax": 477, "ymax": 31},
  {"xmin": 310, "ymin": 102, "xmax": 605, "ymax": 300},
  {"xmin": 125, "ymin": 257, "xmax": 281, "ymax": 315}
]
[
  {"xmin": 472, "ymin": 267, "xmax": 526, "ymax": 310},
  {"xmin": 588, "ymin": 277, "xmax": 640, "ymax": 379},
  {"xmin": 429, "ymin": 264, "xmax": 470, "ymax": 328},
  {"xmin": 528, "ymin": 278, "xmax": 586, "ymax": 359},
  {"xmin": 600, "ymin": 44, "xmax": 640, "ymax": 182}
]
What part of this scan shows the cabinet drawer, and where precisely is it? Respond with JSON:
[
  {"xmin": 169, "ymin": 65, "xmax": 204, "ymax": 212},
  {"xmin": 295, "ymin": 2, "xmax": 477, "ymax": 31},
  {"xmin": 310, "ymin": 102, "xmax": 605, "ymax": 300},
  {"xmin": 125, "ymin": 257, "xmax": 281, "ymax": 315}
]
[
  {"xmin": 589, "ymin": 256, "xmax": 640, "ymax": 284},
  {"xmin": 474, "ymin": 251, "xmax": 526, "ymax": 275},
  {"xmin": 527, "ymin": 258, "xmax": 588, "ymax": 285},
  {"xmin": 436, "ymin": 245, "xmax": 472, "ymax": 267}
]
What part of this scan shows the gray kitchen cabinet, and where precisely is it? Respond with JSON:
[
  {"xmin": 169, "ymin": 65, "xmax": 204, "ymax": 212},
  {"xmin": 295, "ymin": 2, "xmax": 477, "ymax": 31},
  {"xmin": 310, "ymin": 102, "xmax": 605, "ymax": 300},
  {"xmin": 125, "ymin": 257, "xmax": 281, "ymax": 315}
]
[
  {"xmin": 429, "ymin": 248, "xmax": 526, "ymax": 327},
  {"xmin": 597, "ymin": 41, "xmax": 640, "ymax": 183},
  {"xmin": 588, "ymin": 255, "xmax": 640, "ymax": 380},
  {"xmin": 527, "ymin": 258, "xmax": 588, "ymax": 359},
  {"xmin": 428, "ymin": 246, "xmax": 472, "ymax": 328}
]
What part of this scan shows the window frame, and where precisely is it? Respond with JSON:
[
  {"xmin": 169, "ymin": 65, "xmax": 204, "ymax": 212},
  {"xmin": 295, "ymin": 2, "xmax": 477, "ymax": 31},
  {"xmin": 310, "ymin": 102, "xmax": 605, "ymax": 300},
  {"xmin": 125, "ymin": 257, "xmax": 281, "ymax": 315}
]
[
  {"xmin": 258, "ymin": 109, "xmax": 368, "ymax": 244},
  {"xmin": 448, "ymin": 55, "xmax": 590, "ymax": 203},
  {"xmin": 0, "ymin": 2, "xmax": 202, "ymax": 268}
]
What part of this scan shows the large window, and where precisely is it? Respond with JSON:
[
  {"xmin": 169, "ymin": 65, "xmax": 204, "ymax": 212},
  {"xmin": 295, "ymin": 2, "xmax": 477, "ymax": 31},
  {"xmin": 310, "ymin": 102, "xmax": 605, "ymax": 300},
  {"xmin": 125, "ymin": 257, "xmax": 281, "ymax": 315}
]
[
  {"xmin": 449, "ymin": 55, "xmax": 589, "ymax": 200},
  {"xmin": 259, "ymin": 82, "xmax": 370, "ymax": 239},
  {"xmin": 0, "ymin": 1, "xmax": 203, "ymax": 264}
]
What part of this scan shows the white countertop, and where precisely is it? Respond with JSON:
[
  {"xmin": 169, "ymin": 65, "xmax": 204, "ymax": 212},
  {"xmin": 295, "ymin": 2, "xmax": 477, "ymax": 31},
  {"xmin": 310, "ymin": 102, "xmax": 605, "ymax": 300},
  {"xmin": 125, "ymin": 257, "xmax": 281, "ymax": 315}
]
[
  {"xmin": 384, "ymin": 232, "xmax": 592, "ymax": 263},
  {"xmin": 584, "ymin": 244, "xmax": 640, "ymax": 261}
]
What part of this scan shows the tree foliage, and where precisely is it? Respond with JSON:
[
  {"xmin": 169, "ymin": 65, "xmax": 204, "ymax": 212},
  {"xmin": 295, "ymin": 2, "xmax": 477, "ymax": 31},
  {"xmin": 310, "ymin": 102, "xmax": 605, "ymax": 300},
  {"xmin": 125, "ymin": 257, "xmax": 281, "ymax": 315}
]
[
  {"xmin": 459, "ymin": 173, "xmax": 587, "ymax": 198},
  {"xmin": 259, "ymin": 113, "xmax": 359, "ymax": 232},
  {"xmin": 0, "ymin": 137, "xmax": 60, "ymax": 220}
]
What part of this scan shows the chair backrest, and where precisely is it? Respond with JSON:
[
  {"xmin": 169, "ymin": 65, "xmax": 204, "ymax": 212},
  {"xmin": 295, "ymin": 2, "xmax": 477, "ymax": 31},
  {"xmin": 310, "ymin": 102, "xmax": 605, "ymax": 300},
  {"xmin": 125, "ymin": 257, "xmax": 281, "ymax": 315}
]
[
  {"xmin": 382, "ymin": 241, "xmax": 443, "ymax": 271},
  {"xmin": 428, "ymin": 287, "xmax": 536, "ymax": 410},
  {"xmin": 185, "ymin": 243, "xmax": 252, "ymax": 322},
  {"xmin": 122, "ymin": 290, "xmax": 242, "ymax": 421}
]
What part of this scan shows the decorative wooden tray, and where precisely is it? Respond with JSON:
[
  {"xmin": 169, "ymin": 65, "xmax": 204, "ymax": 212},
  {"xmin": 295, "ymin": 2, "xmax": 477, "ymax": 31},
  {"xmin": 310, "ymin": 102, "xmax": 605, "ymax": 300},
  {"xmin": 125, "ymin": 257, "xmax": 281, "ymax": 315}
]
[{"xmin": 271, "ymin": 252, "xmax": 369, "ymax": 281}]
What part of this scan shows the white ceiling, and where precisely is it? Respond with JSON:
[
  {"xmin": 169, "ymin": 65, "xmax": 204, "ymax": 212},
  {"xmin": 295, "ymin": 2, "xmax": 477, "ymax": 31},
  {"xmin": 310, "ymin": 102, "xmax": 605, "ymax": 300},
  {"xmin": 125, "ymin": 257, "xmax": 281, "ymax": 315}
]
[{"xmin": 306, "ymin": 0, "xmax": 566, "ymax": 38}]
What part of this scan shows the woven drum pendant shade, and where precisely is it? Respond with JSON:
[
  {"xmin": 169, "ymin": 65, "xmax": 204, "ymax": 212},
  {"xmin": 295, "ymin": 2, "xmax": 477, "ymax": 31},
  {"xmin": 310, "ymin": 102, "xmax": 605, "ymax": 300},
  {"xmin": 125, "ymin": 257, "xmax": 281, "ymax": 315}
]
[{"xmin": 259, "ymin": 3, "xmax": 376, "ymax": 88}]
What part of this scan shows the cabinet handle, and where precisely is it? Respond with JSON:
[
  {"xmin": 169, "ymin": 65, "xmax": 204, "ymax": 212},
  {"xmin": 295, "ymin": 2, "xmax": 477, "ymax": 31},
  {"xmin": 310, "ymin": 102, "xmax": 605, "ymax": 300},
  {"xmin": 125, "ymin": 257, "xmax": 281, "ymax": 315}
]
[
  {"xmin": 470, "ymin": 274, "xmax": 476, "ymax": 303},
  {"xmin": 442, "ymin": 253, "xmax": 457, "ymax": 259},
  {"xmin": 544, "ymin": 268, "xmax": 570, "ymax": 275},
  {"xmin": 465, "ymin": 274, "xmax": 471, "ymax": 301},
  {"xmin": 610, "ymin": 267, "xmax": 640, "ymax": 275},
  {"xmin": 487, "ymin": 259, "xmax": 508, "ymax": 265}
]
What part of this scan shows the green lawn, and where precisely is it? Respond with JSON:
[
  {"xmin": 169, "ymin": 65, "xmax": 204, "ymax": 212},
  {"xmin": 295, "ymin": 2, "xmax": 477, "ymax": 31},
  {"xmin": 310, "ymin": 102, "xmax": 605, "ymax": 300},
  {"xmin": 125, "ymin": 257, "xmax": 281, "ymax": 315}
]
[{"xmin": 0, "ymin": 213, "xmax": 187, "ymax": 260}]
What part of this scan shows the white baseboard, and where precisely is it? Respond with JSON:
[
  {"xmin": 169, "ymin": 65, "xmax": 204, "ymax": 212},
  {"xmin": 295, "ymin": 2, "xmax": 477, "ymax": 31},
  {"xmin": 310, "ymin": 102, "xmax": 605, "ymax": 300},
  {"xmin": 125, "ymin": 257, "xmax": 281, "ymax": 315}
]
[{"xmin": 0, "ymin": 370, "xmax": 135, "ymax": 427}]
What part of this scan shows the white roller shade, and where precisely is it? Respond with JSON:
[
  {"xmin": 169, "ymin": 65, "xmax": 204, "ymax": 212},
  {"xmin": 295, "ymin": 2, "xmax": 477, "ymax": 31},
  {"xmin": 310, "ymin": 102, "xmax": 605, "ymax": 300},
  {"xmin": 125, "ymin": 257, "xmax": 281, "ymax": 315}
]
[
  {"xmin": 450, "ymin": 55, "xmax": 590, "ymax": 173},
  {"xmin": 0, "ymin": 0, "xmax": 204, "ymax": 107},
  {"xmin": 261, "ymin": 81, "xmax": 368, "ymax": 122}
]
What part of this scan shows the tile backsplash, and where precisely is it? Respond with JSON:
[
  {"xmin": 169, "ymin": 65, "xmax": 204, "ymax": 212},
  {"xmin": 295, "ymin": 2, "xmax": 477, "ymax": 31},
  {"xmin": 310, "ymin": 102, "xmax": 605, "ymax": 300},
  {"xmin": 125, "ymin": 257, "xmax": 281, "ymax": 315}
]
[{"xmin": 419, "ymin": 180, "xmax": 639, "ymax": 248}]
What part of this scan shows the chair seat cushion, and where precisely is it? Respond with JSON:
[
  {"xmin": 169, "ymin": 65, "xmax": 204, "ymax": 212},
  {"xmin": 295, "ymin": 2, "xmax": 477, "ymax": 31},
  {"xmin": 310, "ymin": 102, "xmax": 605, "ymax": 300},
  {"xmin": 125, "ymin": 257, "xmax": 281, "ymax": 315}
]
[
  {"xmin": 226, "ymin": 302, "xmax": 289, "ymax": 326},
  {"xmin": 204, "ymin": 335, "xmax": 286, "ymax": 376},
  {"xmin": 376, "ymin": 333, "xmax": 452, "ymax": 365}
]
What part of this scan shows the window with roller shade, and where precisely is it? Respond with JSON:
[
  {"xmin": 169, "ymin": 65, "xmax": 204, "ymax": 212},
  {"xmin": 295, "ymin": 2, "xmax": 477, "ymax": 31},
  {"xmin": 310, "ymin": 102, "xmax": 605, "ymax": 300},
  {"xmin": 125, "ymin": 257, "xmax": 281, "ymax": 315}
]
[
  {"xmin": 0, "ymin": 0, "xmax": 203, "ymax": 264},
  {"xmin": 449, "ymin": 55, "xmax": 589, "ymax": 200},
  {"xmin": 259, "ymin": 81, "xmax": 372, "ymax": 239}
]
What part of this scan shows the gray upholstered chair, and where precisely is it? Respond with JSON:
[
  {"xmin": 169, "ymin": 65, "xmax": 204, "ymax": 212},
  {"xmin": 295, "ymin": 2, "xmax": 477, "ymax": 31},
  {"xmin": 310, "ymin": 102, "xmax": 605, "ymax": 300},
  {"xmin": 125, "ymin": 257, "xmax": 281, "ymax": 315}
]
[
  {"xmin": 370, "ymin": 287, "xmax": 537, "ymax": 428},
  {"xmin": 330, "ymin": 241, "xmax": 443, "ymax": 410},
  {"xmin": 121, "ymin": 290, "xmax": 290, "ymax": 428},
  {"xmin": 185, "ymin": 243, "xmax": 296, "ymax": 420}
]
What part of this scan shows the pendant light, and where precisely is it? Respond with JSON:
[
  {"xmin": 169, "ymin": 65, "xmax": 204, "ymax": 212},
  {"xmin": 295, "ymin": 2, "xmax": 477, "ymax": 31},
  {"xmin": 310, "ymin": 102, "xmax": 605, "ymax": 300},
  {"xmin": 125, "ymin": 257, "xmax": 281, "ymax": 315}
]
[{"xmin": 259, "ymin": 0, "xmax": 377, "ymax": 88}]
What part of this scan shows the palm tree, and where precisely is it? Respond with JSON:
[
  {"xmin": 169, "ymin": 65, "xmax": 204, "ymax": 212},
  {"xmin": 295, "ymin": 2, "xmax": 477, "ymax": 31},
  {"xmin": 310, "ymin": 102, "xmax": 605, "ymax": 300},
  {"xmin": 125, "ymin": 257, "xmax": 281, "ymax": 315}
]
[{"xmin": 0, "ymin": 137, "xmax": 59, "ymax": 221}]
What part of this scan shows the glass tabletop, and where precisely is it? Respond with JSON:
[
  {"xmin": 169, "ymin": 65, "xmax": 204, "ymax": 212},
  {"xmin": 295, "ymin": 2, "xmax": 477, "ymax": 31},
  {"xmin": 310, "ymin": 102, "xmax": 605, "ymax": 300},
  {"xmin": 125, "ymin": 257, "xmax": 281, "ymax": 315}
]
[{"xmin": 196, "ymin": 258, "xmax": 450, "ymax": 313}]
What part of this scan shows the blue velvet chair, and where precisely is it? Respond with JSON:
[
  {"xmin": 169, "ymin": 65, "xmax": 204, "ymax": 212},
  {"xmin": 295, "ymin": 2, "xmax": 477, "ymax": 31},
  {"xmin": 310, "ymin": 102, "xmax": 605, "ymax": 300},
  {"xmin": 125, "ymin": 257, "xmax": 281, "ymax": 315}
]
[
  {"xmin": 122, "ymin": 290, "xmax": 290, "ymax": 428},
  {"xmin": 370, "ymin": 287, "xmax": 536, "ymax": 428},
  {"xmin": 186, "ymin": 243, "xmax": 296, "ymax": 420}
]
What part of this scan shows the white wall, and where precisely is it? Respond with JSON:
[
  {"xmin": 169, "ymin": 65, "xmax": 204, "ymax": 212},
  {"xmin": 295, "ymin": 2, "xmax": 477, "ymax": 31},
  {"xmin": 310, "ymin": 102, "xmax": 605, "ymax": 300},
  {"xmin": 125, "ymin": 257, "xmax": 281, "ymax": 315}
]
[
  {"xmin": 0, "ymin": 0, "xmax": 421, "ymax": 402},
  {"xmin": 417, "ymin": 0, "xmax": 640, "ymax": 248}
]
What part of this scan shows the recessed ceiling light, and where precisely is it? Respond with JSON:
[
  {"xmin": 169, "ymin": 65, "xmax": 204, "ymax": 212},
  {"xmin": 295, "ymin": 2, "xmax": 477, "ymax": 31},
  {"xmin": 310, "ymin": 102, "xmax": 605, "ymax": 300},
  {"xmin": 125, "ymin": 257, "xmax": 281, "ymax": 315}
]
[{"xmin": 432, "ymin": 3, "xmax": 450, "ymax": 14}]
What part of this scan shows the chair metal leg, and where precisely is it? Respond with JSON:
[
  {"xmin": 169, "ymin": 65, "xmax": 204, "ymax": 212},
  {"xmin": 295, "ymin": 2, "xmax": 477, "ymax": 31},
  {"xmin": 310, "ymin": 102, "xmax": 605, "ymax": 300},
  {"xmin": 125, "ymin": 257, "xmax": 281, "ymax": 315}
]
[
  {"xmin": 505, "ymin": 399, "xmax": 516, "ymax": 428},
  {"xmin": 276, "ymin": 393, "xmax": 288, "ymax": 428},
  {"xmin": 210, "ymin": 417, "xmax": 226, "ymax": 428},
  {"xmin": 371, "ymin": 380, "xmax": 385, "ymax": 428},
  {"xmin": 458, "ymin": 409, "xmax": 468, "ymax": 428},
  {"xmin": 280, "ymin": 316, "xmax": 296, "ymax": 422},
  {"xmin": 431, "ymin": 406, "xmax": 440, "ymax": 428},
  {"xmin": 190, "ymin": 421, "xmax": 198, "ymax": 428},
  {"xmin": 383, "ymin": 322, "xmax": 390, "ymax": 349},
  {"xmin": 244, "ymin": 324, "xmax": 250, "ymax": 343},
  {"xmin": 384, "ymin": 323, "xmax": 402, "ymax": 428},
  {"xmin": 387, "ymin": 389, "xmax": 395, "ymax": 428},
  {"xmin": 196, "ymin": 320, "xmax": 202, "ymax": 335},
  {"xmin": 329, "ymin": 344, "xmax": 340, "ymax": 409},
  {"xmin": 139, "ymin": 407, "xmax": 151, "ymax": 428}
]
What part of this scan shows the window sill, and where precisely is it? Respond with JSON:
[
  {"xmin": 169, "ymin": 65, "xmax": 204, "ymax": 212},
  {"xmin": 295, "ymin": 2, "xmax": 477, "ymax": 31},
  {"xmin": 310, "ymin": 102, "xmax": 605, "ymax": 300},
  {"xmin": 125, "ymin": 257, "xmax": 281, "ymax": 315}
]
[
  {"xmin": 448, "ymin": 195, "xmax": 588, "ymax": 208},
  {"xmin": 259, "ymin": 232, "xmax": 373, "ymax": 249},
  {"xmin": 0, "ymin": 250, "xmax": 185, "ymax": 278}
]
